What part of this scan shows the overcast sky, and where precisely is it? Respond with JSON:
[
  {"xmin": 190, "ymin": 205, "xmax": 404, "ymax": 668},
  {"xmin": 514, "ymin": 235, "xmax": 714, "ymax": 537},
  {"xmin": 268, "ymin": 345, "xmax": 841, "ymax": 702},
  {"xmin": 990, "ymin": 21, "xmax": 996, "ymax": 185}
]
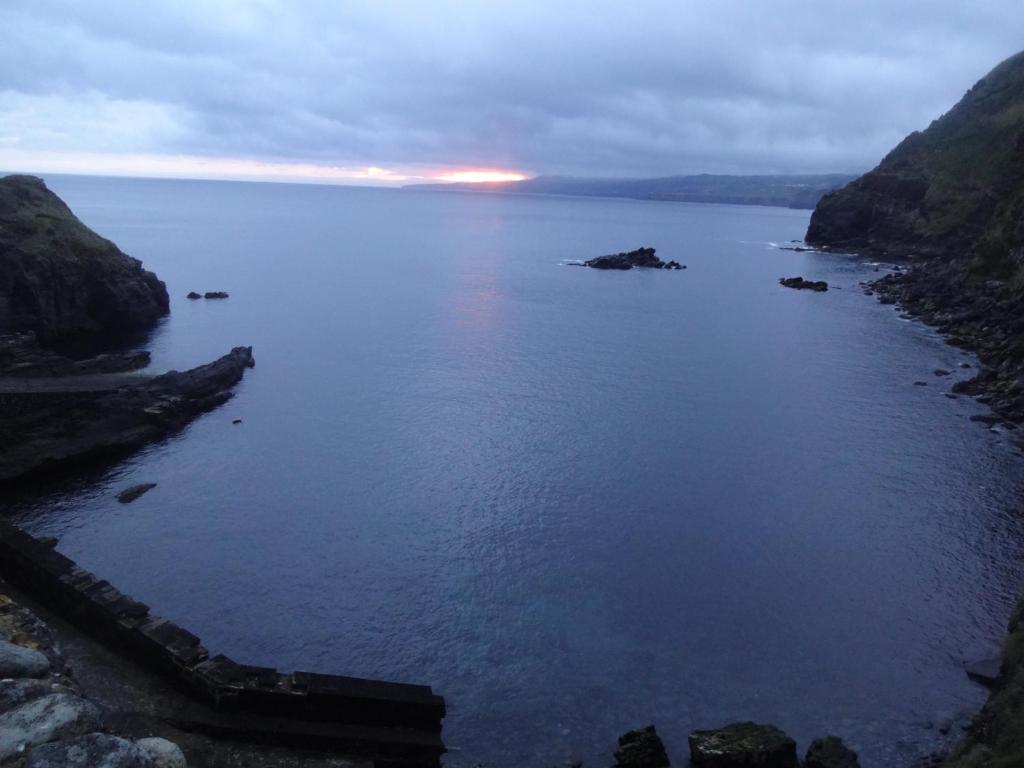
[{"xmin": 1, "ymin": 1, "xmax": 1022, "ymax": 184}]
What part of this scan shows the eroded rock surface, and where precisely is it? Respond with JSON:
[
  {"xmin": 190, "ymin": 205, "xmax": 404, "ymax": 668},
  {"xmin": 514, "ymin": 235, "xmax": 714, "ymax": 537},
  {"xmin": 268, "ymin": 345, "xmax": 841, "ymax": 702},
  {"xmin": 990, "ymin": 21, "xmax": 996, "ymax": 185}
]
[{"xmin": 688, "ymin": 722, "xmax": 798, "ymax": 768}]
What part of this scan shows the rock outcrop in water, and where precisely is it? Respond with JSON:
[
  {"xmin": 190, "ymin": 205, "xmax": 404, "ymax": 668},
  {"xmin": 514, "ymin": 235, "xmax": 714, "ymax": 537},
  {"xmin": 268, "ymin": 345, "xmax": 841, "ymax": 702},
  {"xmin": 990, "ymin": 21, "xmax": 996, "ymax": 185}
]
[
  {"xmin": 583, "ymin": 247, "xmax": 684, "ymax": 270},
  {"xmin": 0, "ymin": 175, "xmax": 169, "ymax": 342},
  {"xmin": 688, "ymin": 722, "xmax": 798, "ymax": 768},
  {"xmin": 0, "ymin": 346, "xmax": 255, "ymax": 485},
  {"xmin": 779, "ymin": 276, "xmax": 828, "ymax": 292}
]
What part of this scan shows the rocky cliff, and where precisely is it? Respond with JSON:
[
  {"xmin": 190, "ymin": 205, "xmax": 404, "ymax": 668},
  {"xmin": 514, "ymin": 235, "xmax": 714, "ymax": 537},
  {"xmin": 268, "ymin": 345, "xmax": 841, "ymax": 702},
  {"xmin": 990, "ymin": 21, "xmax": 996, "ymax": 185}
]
[
  {"xmin": 0, "ymin": 175, "xmax": 169, "ymax": 342},
  {"xmin": 807, "ymin": 50, "xmax": 1024, "ymax": 279},
  {"xmin": 806, "ymin": 50, "xmax": 1024, "ymax": 768}
]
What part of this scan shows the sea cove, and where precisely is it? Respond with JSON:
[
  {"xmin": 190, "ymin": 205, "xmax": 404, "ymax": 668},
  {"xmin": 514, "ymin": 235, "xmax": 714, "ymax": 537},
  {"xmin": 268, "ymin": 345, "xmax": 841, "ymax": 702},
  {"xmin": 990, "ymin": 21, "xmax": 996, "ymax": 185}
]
[{"xmin": 3, "ymin": 176, "xmax": 1023, "ymax": 766}]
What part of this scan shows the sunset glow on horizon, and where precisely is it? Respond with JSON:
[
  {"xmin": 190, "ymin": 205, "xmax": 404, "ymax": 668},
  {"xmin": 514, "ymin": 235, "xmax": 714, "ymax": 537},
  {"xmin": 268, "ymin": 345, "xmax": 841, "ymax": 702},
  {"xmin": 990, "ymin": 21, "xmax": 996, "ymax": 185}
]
[
  {"xmin": 0, "ymin": 148, "xmax": 530, "ymax": 187},
  {"xmin": 435, "ymin": 170, "xmax": 528, "ymax": 183}
]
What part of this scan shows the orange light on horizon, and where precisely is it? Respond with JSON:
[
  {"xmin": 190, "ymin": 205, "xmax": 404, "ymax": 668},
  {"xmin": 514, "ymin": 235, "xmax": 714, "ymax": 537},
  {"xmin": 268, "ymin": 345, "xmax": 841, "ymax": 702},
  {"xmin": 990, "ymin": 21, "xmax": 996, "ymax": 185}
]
[{"xmin": 435, "ymin": 170, "xmax": 528, "ymax": 184}]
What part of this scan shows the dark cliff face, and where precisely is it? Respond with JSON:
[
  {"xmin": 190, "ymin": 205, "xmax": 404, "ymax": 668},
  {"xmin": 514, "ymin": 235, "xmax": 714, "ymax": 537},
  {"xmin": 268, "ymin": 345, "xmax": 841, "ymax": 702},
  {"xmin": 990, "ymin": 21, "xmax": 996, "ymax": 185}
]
[
  {"xmin": 806, "ymin": 50, "xmax": 1024, "ymax": 277},
  {"xmin": 0, "ymin": 175, "xmax": 169, "ymax": 343}
]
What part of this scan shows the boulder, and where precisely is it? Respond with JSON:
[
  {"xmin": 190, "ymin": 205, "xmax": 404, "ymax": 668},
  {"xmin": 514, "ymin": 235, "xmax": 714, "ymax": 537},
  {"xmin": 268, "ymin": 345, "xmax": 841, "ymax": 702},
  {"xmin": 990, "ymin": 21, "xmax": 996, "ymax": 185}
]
[
  {"xmin": 804, "ymin": 736, "xmax": 860, "ymax": 768},
  {"xmin": 203, "ymin": 291, "xmax": 229, "ymax": 299},
  {"xmin": 186, "ymin": 292, "xmax": 201, "ymax": 300},
  {"xmin": 688, "ymin": 722, "xmax": 798, "ymax": 768},
  {"xmin": 135, "ymin": 738, "xmax": 187, "ymax": 768},
  {"xmin": 965, "ymin": 657, "xmax": 1002, "ymax": 686},
  {"xmin": 614, "ymin": 725, "xmax": 670, "ymax": 767},
  {"xmin": 27, "ymin": 733, "xmax": 155, "ymax": 768},
  {"xmin": 0, "ymin": 175, "xmax": 168, "ymax": 342},
  {"xmin": 116, "ymin": 483, "xmax": 157, "ymax": 504},
  {"xmin": 0, "ymin": 638, "xmax": 50, "ymax": 677},
  {"xmin": 0, "ymin": 679, "xmax": 54, "ymax": 713},
  {"xmin": 779, "ymin": 277, "xmax": 828, "ymax": 292},
  {"xmin": 0, "ymin": 693, "xmax": 100, "ymax": 762}
]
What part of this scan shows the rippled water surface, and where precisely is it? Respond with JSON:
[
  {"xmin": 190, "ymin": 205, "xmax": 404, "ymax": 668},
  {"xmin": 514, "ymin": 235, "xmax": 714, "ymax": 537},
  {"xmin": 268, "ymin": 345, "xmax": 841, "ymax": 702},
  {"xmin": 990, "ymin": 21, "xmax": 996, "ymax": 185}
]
[{"xmin": 7, "ymin": 175, "xmax": 1024, "ymax": 767}]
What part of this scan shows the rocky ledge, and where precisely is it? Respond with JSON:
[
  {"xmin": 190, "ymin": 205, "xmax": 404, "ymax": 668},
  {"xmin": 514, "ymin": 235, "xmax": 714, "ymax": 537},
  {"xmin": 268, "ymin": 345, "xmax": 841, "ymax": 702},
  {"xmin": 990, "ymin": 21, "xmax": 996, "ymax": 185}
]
[
  {"xmin": 0, "ymin": 345, "xmax": 255, "ymax": 485},
  {"xmin": 0, "ymin": 175, "xmax": 169, "ymax": 343},
  {"xmin": 581, "ymin": 247, "xmax": 685, "ymax": 270}
]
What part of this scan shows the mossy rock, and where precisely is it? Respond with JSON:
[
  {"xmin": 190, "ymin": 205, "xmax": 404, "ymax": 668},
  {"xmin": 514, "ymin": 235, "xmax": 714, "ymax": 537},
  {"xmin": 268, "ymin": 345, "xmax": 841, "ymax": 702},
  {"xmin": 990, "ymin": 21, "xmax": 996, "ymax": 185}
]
[
  {"xmin": 688, "ymin": 722, "xmax": 797, "ymax": 768},
  {"xmin": 614, "ymin": 725, "xmax": 670, "ymax": 768},
  {"xmin": 805, "ymin": 736, "xmax": 859, "ymax": 768}
]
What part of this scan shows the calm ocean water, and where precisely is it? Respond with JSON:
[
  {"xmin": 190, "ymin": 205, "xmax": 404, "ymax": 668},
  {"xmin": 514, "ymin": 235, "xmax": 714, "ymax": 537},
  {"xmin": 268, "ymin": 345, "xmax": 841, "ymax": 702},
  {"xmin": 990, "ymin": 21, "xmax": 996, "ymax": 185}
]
[{"xmin": 7, "ymin": 175, "xmax": 1024, "ymax": 766}]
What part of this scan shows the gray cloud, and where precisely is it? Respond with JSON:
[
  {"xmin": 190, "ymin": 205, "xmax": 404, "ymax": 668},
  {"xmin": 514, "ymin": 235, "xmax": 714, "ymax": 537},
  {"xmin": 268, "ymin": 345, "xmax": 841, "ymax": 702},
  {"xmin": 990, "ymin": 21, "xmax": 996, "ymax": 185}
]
[{"xmin": 1, "ymin": 0, "xmax": 1023, "ymax": 179}]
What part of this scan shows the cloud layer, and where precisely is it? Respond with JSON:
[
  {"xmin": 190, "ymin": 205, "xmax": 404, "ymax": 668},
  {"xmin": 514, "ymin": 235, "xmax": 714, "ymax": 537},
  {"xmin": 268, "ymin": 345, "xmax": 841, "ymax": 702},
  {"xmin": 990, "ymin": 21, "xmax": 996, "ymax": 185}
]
[{"xmin": 2, "ymin": 1, "xmax": 1023, "ymax": 182}]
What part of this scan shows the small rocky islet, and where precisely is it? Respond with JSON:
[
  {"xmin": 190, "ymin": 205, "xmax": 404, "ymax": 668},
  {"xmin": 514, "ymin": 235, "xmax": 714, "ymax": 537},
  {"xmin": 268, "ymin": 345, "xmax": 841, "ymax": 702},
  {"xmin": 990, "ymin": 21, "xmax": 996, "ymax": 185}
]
[{"xmin": 577, "ymin": 246, "xmax": 685, "ymax": 270}]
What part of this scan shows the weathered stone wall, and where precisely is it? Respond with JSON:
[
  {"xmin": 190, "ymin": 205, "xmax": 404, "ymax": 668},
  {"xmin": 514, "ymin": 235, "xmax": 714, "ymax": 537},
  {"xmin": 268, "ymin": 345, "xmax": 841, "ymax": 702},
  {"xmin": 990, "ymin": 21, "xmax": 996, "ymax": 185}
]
[{"xmin": 0, "ymin": 520, "xmax": 446, "ymax": 766}]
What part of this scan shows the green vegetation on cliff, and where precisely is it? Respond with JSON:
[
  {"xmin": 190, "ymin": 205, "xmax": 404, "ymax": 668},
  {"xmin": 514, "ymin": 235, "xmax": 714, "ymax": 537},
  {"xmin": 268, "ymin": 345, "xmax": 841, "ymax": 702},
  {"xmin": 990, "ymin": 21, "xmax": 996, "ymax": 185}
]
[
  {"xmin": 807, "ymin": 50, "xmax": 1024, "ymax": 281},
  {"xmin": 807, "ymin": 49, "xmax": 1024, "ymax": 768},
  {"xmin": 0, "ymin": 175, "xmax": 169, "ymax": 342}
]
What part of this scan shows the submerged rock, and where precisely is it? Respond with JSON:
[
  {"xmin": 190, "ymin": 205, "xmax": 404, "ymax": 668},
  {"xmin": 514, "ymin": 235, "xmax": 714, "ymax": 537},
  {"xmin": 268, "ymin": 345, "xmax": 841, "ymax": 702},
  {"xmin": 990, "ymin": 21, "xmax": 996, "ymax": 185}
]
[
  {"xmin": 0, "ymin": 175, "xmax": 168, "ymax": 343},
  {"xmin": 116, "ymin": 483, "xmax": 157, "ymax": 504},
  {"xmin": 688, "ymin": 722, "xmax": 797, "ymax": 768},
  {"xmin": 583, "ymin": 247, "xmax": 679, "ymax": 270},
  {"xmin": 804, "ymin": 737, "xmax": 860, "ymax": 768},
  {"xmin": 779, "ymin": 276, "xmax": 828, "ymax": 292},
  {"xmin": 965, "ymin": 657, "xmax": 1002, "ymax": 687},
  {"xmin": 614, "ymin": 725, "xmax": 670, "ymax": 768}
]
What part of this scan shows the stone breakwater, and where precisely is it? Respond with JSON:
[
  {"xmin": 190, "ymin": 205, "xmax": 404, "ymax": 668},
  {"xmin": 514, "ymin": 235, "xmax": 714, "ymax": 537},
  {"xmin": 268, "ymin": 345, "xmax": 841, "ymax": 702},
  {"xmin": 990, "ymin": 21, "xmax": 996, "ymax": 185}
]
[{"xmin": 0, "ymin": 521, "xmax": 446, "ymax": 768}]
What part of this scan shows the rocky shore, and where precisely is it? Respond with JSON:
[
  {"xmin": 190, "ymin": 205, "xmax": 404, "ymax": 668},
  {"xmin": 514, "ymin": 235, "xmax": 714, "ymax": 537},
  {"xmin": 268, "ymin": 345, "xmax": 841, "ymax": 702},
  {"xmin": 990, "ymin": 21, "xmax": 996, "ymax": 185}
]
[
  {"xmin": 0, "ymin": 340, "xmax": 255, "ymax": 485},
  {"xmin": 805, "ymin": 48, "xmax": 1024, "ymax": 768},
  {"xmin": 0, "ymin": 175, "xmax": 258, "ymax": 486}
]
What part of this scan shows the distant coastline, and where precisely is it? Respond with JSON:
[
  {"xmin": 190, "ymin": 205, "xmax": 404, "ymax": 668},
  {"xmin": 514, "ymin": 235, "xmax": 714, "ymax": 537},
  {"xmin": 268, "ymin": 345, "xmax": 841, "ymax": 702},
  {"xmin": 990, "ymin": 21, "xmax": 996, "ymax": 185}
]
[{"xmin": 405, "ymin": 172, "xmax": 857, "ymax": 210}]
